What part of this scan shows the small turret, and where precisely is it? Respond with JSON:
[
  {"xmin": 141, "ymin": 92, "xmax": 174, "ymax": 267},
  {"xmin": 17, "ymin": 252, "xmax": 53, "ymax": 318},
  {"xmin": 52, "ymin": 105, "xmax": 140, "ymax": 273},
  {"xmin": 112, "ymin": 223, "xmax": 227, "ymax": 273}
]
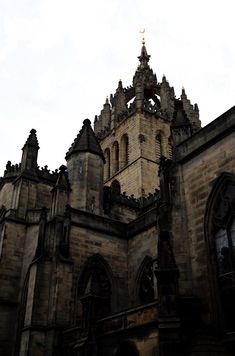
[
  {"xmin": 20, "ymin": 129, "xmax": 39, "ymax": 174},
  {"xmin": 66, "ymin": 119, "xmax": 104, "ymax": 214}
]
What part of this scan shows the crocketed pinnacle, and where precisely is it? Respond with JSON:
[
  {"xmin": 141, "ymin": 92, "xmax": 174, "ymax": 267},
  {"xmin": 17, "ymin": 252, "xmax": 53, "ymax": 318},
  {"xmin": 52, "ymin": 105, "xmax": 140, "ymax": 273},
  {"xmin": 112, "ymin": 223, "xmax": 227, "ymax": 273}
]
[
  {"xmin": 54, "ymin": 165, "xmax": 70, "ymax": 190},
  {"xmin": 23, "ymin": 129, "xmax": 39, "ymax": 149},
  {"xmin": 172, "ymin": 100, "xmax": 190, "ymax": 126},
  {"xmin": 66, "ymin": 119, "xmax": 104, "ymax": 161}
]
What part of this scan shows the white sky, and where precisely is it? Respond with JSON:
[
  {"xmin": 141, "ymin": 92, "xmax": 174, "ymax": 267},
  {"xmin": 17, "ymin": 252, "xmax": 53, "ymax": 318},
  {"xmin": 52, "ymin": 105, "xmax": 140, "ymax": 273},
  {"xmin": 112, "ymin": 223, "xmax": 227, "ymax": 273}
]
[{"xmin": 0, "ymin": 0, "xmax": 234, "ymax": 175}]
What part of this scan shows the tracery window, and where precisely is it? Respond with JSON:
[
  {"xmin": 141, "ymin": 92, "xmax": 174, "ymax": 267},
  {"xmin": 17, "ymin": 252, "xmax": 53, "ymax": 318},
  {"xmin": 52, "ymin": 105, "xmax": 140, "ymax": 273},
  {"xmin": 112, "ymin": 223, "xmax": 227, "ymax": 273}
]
[
  {"xmin": 137, "ymin": 256, "xmax": 155, "ymax": 304},
  {"xmin": 77, "ymin": 254, "xmax": 112, "ymax": 328},
  {"xmin": 215, "ymin": 222, "xmax": 235, "ymax": 332},
  {"xmin": 206, "ymin": 173, "xmax": 235, "ymax": 332}
]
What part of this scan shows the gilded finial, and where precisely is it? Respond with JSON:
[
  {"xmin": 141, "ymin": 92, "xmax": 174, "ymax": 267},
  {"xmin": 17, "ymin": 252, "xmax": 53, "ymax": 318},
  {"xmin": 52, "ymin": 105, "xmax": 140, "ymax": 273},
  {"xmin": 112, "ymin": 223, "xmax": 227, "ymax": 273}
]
[{"xmin": 139, "ymin": 28, "xmax": 145, "ymax": 45}]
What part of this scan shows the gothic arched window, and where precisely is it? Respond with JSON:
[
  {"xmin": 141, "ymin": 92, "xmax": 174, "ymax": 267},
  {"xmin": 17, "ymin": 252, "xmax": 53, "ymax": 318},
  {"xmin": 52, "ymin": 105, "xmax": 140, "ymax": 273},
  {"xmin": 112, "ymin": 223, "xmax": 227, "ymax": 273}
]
[
  {"xmin": 104, "ymin": 148, "xmax": 110, "ymax": 180},
  {"xmin": 205, "ymin": 173, "xmax": 235, "ymax": 332},
  {"xmin": 120, "ymin": 134, "xmax": 129, "ymax": 168},
  {"xmin": 77, "ymin": 254, "xmax": 112, "ymax": 328},
  {"xmin": 136, "ymin": 256, "xmax": 155, "ymax": 304}
]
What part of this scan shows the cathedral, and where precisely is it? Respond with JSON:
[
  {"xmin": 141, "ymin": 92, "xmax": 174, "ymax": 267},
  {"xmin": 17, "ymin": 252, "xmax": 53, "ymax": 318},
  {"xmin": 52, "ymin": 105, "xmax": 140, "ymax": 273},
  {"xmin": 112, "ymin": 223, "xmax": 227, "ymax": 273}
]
[{"xmin": 0, "ymin": 41, "xmax": 235, "ymax": 356}]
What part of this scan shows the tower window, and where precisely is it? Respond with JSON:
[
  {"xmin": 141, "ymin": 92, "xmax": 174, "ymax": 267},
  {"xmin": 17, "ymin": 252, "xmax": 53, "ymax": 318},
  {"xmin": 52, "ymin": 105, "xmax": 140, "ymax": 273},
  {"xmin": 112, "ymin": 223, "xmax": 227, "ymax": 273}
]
[
  {"xmin": 120, "ymin": 134, "xmax": 129, "ymax": 168},
  {"xmin": 156, "ymin": 133, "xmax": 163, "ymax": 160},
  {"xmin": 168, "ymin": 137, "xmax": 173, "ymax": 159},
  {"xmin": 112, "ymin": 141, "xmax": 119, "ymax": 174},
  {"xmin": 104, "ymin": 148, "xmax": 110, "ymax": 180}
]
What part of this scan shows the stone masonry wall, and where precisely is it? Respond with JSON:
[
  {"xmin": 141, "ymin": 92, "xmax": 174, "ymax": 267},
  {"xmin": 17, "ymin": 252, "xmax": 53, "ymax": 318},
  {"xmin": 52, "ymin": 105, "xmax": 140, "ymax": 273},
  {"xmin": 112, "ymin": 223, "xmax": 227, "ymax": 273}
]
[
  {"xmin": 100, "ymin": 112, "xmax": 171, "ymax": 197},
  {"xmin": 177, "ymin": 130, "xmax": 235, "ymax": 324},
  {"xmin": 69, "ymin": 224, "xmax": 129, "ymax": 315},
  {"xmin": 0, "ymin": 221, "xmax": 26, "ymax": 356},
  {"xmin": 128, "ymin": 225, "xmax": 158, "ymax": 306},
  {"xmin": 0, "ymin": 182, "xmax": 14, "ymax": 209}
]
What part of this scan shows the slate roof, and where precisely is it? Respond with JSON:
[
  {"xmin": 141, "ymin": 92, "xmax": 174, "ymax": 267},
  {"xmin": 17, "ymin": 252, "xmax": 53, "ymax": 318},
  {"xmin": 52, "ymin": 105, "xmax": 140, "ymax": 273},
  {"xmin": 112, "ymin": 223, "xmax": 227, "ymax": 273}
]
[{"xmin": 66, "ymin": 119, "xmax": 104, "ymax": 161}]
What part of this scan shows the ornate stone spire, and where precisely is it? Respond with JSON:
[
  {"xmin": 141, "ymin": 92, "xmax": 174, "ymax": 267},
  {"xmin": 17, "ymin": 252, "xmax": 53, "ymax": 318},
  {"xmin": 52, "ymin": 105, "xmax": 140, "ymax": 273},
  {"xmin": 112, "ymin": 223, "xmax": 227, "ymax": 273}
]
[{"xmin": 66, "ymin": 119, "xmax": 104, "ymax": 161}]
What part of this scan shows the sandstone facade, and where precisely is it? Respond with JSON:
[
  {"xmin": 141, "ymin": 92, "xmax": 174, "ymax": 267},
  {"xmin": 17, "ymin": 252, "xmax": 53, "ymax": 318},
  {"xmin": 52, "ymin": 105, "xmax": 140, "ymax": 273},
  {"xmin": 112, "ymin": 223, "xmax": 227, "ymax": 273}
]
[{"xmin": 0, "ymin": 43, "xmax": 234, "ymax": 356}]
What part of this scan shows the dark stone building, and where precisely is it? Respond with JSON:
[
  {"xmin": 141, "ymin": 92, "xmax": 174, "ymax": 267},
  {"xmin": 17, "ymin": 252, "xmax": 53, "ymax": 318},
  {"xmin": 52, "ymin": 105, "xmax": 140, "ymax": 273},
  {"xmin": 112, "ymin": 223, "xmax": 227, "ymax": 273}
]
[{"xmin": 0, "ymin": 42, "xmax": 235, "ymax": 355}]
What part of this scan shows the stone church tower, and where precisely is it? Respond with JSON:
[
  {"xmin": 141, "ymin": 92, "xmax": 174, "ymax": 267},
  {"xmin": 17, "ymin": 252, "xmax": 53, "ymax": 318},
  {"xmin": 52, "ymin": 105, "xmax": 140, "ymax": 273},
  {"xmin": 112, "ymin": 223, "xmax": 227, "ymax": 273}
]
[
  {"xmin": 0, "ymin": 42, "xmax": 235, "ymax": 356},
  {"xmin": 94, "ymin": 41, "xmax": 200, "ymax": 197}
]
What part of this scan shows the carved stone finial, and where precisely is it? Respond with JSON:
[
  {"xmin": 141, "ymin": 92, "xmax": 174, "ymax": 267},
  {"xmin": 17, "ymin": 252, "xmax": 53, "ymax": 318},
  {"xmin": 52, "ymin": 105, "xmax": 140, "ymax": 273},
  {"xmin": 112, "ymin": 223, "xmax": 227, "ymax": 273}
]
[{"xmin": 83, "ymin": 118, "xmax": 91, "ymax": 126}]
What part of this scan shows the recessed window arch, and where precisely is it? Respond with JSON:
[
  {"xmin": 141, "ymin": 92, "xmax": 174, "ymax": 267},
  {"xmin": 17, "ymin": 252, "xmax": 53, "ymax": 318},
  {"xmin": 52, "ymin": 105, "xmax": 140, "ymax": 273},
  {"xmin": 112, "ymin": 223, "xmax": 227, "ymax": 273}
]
[
  {"xmin": 205, "ymin": 172, "xmax": 235, "ymax": 332},
  {"xmin": 111, "ymin": 179, "xmax": 121, "ymax": 195},
  {"xmin": 120, "ymin": 134, "xmax": 129, "ymax": 168},
  {"xmin": 156, "ymin": 132, "xmax": 164, "ymax": 161},
  {"xmin": 104, "ymin": 148, "xmax": 111, "ymax": 180},
  {"xmin": 168, "ymin": 136, "xmax": 173, "ymax": 159},
  {"xmin": 136, "ymin": 256, "xmax": 155, "ymax": 304},
  {"xmin": 77, "ymin": 254, "xmax": 113, "ymax": 328},
  {"xmin": 112, "ymin": 141, "xmax": 119, "ymax": 174}
]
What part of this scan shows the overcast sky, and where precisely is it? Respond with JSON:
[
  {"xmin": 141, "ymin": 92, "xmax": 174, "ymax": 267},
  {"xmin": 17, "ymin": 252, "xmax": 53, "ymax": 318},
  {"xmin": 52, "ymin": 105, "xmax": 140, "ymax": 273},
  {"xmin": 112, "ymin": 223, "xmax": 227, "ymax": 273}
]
[{"xmin": 0, "ymin": 0, "xmax": 234, "ymax": 175}]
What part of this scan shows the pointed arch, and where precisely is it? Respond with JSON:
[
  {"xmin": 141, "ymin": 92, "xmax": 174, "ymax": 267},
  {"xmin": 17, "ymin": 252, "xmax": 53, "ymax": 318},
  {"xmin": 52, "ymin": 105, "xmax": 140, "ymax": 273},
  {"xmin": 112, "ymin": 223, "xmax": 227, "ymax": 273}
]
[
  {"xmin": 77, "ymin": 254, "xmax": 114, "ymax": 326},
  {"xmin": 120, "ymin": 134, "xmax": 129, "ymax": 168},
  {"xmin": 77, "ymin": 253, "xmax": 113, "ymax": 297},
  {"xmin": 205, "ymin": 172, "xmax": 235, "ymax": 332},
  {"xmin": 104, "ymin": 148, "xmax": 111, "ymax": 180},
  {"xmin": 135, "ymin": 256, "xmax": 155, "ymax": 304}
]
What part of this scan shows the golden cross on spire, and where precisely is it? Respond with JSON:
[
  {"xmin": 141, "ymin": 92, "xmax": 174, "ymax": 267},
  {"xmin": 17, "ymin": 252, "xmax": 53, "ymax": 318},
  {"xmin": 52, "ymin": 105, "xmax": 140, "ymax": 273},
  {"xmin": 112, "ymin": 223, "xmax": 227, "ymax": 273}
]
[{"xmin": 139, "ymin": 28, "xmax": 145, "ymax": 45}]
